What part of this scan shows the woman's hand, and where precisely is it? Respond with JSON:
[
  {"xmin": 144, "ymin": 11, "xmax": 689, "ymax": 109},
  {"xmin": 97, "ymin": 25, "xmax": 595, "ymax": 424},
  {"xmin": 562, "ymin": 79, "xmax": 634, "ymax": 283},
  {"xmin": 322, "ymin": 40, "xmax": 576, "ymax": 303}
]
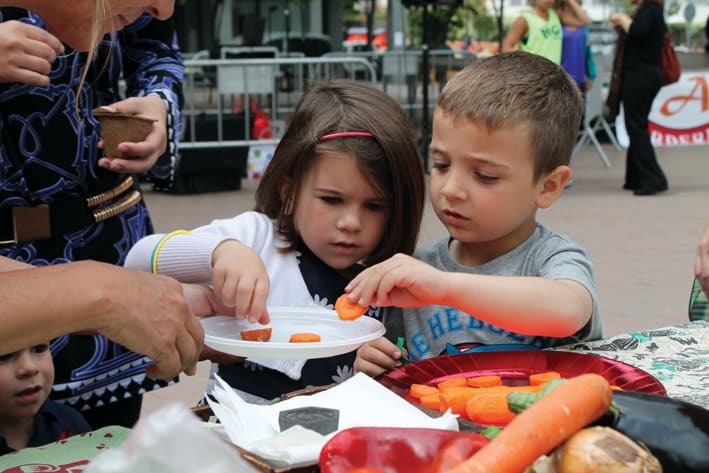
[
  {"xmin": 97, "ymin": 95, "xmax": 168, "ymax": 173},
  {"xmin": 0, "ymin": 21, "xmax": 63, "ymax": 86},
  {"xmin": 609, "ymin": 12, "xmax": 632, "ymax": 32}
]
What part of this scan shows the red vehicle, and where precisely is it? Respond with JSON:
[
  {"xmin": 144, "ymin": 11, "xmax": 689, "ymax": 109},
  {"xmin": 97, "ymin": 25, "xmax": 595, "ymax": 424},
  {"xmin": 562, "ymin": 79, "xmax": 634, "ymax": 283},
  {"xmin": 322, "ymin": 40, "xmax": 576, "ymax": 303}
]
[{"xmin": 344, "ymin": 26, "xmax": 388, "ymax": 51}]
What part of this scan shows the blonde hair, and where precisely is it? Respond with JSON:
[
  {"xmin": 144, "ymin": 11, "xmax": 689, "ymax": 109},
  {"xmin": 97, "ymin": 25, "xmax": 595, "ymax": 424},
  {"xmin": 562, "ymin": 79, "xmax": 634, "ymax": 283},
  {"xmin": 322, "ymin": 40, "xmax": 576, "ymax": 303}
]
[{"xmin": 76, "ymin": 0, "xmax": 112, "ymax": 108}]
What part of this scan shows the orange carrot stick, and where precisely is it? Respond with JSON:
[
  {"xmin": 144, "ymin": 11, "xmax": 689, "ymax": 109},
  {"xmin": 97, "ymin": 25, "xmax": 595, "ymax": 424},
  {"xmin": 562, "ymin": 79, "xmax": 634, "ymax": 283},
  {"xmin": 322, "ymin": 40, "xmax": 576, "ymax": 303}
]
[
  {"xmin": 528, "ymin": 371, "xmax": 561, "ymax": 386},
  {"xmin": 446, "ymin": 373, "xmax": 613, "ymax": 473},
  {"xmin": 467, "ymin": 375, "xmax": 503, "ymax": 388},
  {"xmin": 419, "ymin": 392, "xmax": 442, "ymax": 411},
  {"xmin": 440, "ymin": 385, "xmax": 543, "ymax": 417},
  {"xmin": 409, "ymin": 383, "xmax": 440, "ymax": 399},
  {"xmin": 437, "ymin": 376, "xmax": 469, "ymax": 390},
  {"xmin": 289, "ymin": 333, "xmax": 321, "ymax": 343},
  {"xmin": 465, "ymin": 392, "xmax": 517, "ymax": 426}
]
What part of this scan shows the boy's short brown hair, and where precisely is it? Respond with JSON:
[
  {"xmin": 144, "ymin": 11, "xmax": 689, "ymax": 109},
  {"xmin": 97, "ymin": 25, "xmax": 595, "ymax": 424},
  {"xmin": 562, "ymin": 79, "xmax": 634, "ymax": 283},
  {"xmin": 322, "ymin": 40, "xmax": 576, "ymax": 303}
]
[{"xmin": 437, "ymin": 51, "xmax": 583, "ymax": 181}]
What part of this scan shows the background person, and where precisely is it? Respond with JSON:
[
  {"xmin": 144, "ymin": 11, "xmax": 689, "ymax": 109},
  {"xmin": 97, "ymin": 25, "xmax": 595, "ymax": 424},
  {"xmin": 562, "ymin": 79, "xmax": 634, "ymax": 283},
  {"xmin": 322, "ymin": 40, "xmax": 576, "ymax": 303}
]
[
  {"xmin": 555, "ymin": 0, "xmax": 593, "ymax": 93},
  {"xmin": 0, "ymin": 0, "xmax": 204, "ymax": 396},
  {"xmin": 0, "ymin": 3, "xmax": 183, "ymax": 427},
  {"xmin": 608, "ymin": 0, "xmax": 668, "ymax": 196},
  {"xmin": 502, "ymin": 0, "xmax": 563, "ymax": 63}
]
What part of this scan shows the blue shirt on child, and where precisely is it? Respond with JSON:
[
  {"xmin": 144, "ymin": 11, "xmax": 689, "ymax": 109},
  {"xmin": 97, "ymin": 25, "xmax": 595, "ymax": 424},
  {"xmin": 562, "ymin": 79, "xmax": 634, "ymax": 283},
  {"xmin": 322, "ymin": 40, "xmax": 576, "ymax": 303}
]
[{"xmin": 0, "ymin": 400, "xmax": 92, "ymax": 455}]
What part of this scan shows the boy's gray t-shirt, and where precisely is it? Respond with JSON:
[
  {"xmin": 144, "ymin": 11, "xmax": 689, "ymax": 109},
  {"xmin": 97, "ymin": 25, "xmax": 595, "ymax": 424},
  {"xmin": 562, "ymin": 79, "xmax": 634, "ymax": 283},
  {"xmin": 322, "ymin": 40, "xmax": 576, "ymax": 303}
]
[{"xmin": 385, "ymin": 223, "xmax": 602, "ymax": 361}]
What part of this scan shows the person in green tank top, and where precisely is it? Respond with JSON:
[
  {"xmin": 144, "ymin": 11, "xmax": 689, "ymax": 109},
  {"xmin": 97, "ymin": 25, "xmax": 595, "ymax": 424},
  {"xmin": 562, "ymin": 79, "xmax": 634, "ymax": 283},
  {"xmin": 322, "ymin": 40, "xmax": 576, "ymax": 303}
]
[{"xmin": 502, "ymin": 0, "xmax": 588, "ymax": 64}]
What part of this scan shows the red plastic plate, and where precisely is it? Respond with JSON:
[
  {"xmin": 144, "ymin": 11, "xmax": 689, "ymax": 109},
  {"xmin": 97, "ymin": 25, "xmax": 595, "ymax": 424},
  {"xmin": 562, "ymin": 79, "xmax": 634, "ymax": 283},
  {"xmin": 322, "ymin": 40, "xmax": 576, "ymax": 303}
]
[{"xmin": 376, "ymin": 350, "xmax": 666, "ymax": 398}]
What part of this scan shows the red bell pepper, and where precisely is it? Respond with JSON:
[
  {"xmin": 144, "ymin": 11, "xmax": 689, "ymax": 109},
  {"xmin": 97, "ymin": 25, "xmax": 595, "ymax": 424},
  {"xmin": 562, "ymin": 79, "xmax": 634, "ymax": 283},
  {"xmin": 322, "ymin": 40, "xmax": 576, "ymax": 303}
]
[{"xmin": 319, "ymin": 427, "xmax": 489, "ymax": 473}]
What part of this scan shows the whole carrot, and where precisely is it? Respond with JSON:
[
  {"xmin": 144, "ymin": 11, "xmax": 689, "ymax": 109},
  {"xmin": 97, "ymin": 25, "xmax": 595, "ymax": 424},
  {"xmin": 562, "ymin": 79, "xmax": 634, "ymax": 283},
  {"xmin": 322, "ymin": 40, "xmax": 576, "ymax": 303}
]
[{"xmin": 445, "ymin": 373, "xmax": 613, "ymax": 473}]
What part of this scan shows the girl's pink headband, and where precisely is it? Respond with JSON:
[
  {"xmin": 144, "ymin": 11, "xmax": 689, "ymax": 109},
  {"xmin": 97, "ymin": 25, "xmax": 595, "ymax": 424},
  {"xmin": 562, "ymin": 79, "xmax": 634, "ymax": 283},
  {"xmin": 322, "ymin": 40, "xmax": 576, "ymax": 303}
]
[{"xmin": 320, "ymin": 131, "xmax": 375, "ymax": 141}]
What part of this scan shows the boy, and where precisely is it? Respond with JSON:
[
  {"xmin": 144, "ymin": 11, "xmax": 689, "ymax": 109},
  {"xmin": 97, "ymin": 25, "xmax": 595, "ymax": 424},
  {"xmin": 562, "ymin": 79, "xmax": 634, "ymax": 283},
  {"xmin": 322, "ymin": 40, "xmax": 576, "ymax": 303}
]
[
  {"xmin": 350, "ymin": 51, "xmax": 602, "ymax": 376},
  {"xmin": 0, "ymin": 342, "xmax": 90, "ymax": 454}
]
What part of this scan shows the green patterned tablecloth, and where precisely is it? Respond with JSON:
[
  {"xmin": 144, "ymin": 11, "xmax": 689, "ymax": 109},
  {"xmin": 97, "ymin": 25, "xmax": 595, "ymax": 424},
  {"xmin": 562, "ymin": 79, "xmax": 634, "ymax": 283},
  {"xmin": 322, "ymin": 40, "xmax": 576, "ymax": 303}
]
[
  {"xmin": 555, "ymin": 320, "xmax": 709, "ymax": 408},
  {"xmin": 0, "ymin": 426, "xmax": 130, "ymax": 472}
]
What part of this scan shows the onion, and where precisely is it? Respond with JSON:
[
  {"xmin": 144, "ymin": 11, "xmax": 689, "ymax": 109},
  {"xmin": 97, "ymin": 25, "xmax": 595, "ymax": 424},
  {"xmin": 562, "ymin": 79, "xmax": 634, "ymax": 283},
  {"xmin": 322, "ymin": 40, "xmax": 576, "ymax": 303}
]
[{"xmin": 550, "ymin": 426, "xmax": 662, "ymax": 473}]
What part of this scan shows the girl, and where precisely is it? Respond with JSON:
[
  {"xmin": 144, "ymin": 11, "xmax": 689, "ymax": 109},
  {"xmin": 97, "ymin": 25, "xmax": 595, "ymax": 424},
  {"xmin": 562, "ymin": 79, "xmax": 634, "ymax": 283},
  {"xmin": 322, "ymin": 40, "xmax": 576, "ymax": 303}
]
[{"xmin": 125, "ymin": 79, "xmax": 427, "ymax": 402}]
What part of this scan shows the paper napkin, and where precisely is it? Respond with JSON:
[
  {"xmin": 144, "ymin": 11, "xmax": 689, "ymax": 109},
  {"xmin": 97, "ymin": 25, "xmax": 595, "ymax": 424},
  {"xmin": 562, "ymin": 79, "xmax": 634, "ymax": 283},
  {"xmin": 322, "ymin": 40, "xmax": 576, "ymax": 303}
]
[{"xmin": 207, "ymin": 372, "xmax": 459, "ymax": 464}]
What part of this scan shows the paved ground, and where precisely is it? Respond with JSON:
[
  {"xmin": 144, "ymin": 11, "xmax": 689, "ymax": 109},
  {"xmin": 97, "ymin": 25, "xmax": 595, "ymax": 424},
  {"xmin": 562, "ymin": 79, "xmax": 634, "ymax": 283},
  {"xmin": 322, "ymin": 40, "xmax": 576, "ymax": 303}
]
[{"xmin": 140, "ymin": 141, "xmax": 709, "ymax": 417}]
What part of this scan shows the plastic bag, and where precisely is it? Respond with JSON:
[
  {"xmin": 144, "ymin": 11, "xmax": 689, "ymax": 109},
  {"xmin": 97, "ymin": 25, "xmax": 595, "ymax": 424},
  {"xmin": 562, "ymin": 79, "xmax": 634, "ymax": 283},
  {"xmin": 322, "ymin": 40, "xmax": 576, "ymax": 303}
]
[{"xmin": 85, "ymin": 403, "xmax": 250, "ymax": 473}]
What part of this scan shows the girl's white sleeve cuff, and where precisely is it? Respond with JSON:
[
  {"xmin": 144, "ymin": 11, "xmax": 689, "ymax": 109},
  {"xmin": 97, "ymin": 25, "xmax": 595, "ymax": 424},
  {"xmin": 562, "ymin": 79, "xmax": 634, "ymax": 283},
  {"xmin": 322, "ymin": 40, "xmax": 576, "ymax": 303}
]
[{"xmin": 126, "ymin": 232, "xmax": 230, "ymax": 283}]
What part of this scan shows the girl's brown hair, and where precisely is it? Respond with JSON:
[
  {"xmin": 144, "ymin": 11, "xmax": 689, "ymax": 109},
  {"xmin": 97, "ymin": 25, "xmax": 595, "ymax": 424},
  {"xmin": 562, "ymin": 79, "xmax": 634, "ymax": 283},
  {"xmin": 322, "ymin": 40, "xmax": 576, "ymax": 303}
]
[{"xmin": 254, "ymin": 79, "xmax": 426, "ymax": 265}]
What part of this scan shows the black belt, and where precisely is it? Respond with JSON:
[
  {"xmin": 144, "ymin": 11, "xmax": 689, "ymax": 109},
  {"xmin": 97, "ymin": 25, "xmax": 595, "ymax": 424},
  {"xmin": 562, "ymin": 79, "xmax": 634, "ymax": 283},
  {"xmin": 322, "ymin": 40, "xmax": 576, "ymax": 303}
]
[{"xmin": 0, "ymin": 176, "xmax": 141, "ymax": 245}]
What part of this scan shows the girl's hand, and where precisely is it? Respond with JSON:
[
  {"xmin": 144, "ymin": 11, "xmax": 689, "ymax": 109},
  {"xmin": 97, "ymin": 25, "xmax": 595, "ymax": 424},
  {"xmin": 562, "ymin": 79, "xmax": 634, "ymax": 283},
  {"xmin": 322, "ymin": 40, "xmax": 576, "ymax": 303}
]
[
  {"xmin": 346, "ymin": 253, "xmax": 448, "ymax": 308},
  {"xmin": 0, "ymin": 21, "xmax": 63, "ymax": 86},
  {"xmin": 181, "ymin": 283, "xmax": 232, "ymax": 316},
  {"xmin": 97, "ymin": 95, "xmax": 168, "ymax": 173},
  {"xmin": 211, "ymin": 240, "xmax": 271, "ymax": 324},
  {"xmin": 353, "ymin": 337, "xmax": 406, "ymax": 377}
]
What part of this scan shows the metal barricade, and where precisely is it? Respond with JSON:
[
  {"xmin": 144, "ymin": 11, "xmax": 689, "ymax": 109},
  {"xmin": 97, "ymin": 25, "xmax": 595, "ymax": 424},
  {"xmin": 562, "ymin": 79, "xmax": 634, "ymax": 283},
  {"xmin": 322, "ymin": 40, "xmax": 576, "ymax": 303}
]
[
  {"xmin": 179, "ymin": 51, "xmax": 477, "ymax": 152},
  {"xmin": 173, "ymin": 50, "xmax": 476, "ymax": 193},
  {"xmin": 181, "ymin": 55, "xmax": 379, "ymax": 150}
]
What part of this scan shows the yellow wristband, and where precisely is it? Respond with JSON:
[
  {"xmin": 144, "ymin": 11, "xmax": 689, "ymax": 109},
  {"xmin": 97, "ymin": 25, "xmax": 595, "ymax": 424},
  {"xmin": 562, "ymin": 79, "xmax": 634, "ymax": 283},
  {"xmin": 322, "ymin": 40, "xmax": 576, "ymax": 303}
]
[{"xmin": 150, "ymin": 230, "xmax": 192, "ymax": 274}]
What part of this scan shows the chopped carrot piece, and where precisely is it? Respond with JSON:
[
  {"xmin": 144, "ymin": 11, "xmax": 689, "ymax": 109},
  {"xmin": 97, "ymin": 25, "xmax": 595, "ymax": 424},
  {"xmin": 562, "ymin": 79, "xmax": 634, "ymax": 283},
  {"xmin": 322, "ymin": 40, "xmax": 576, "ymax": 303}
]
[
  {"xmin": 289, "ymin": 333, "xmax": 321, "ymax": 343},
  {"xmin": 467, "ymin": 375, "xmax": 503, "ymax": 388},
  {"xmin": 437, "ymin": 377, "xmax": 469, "ymax": 390},
  {"xmin": 419, "ymin": 392, "xmax": 442, "ymax": 411},
  {"xmin": 335, "ymin": 294, "xmax": 367, "ymax": 320},
  {"xmin": 440, "ymin": 385, "xmax": 544, "ymax": 417},
  {"xmin": 440, "ymin": 387, "xmax": 483, "ymax": 415},
  {"xmin": 409, "ymin": 383, "xmax": 440, "ymax": 399},
  {"xmin": 240, "ymin": 327, "xmax": 272, "ymax": 342},
  {"xmin": 466, "ymin": 392, "xmax": 517, "ymax": 426},
  {"xmin": 529, "ymin": 371, "xmax": 562, "ymax": 386}
]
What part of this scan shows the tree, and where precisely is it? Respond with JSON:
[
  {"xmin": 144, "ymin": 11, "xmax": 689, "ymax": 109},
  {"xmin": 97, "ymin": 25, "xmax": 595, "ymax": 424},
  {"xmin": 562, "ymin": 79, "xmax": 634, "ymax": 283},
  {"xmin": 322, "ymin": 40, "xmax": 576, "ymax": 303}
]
[{"xmin": 406, "ymin": 3, "xmax": 464, "ymax": 48}]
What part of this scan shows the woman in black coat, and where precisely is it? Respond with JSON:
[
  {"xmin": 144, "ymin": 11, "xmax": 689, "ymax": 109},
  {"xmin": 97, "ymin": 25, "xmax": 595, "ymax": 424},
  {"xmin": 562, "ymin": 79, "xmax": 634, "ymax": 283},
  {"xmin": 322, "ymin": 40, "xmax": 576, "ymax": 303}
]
[{"xmin": 609, "ymin": 0, "xmax": 668, "ymax": 196}]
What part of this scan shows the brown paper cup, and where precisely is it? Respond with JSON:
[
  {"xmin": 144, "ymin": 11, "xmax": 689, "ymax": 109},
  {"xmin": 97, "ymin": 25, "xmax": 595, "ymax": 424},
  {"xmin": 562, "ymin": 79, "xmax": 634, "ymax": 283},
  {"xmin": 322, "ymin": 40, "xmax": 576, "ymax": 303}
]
[{"xmin": 93, "ymin": 108, "xmax": 156, "ymax": 159}]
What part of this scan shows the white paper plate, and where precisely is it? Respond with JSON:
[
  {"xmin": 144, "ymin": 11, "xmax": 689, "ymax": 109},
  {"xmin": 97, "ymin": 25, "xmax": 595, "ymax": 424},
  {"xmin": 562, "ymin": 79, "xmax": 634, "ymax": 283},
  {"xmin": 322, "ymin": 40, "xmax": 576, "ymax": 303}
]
[{"xmin": 202, "ymin": 306, "xmax": 386, "ymax": 359}]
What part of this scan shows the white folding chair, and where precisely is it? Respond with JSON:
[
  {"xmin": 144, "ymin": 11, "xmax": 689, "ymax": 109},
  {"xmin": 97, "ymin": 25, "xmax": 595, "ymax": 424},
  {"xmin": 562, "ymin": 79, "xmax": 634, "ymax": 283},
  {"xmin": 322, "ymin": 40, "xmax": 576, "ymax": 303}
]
[{"xmin": 570, "ymin": 53, "xmax": 621, "ymax": 168}]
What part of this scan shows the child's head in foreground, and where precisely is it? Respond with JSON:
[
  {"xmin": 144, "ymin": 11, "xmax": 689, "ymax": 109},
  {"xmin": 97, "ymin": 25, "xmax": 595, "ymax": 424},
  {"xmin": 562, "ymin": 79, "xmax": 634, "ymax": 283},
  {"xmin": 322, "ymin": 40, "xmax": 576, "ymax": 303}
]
[
  {"xmin": 0, "ymin": 343, "xmax": 53, "ymax": 424},
  {"xmin": 431, "ymin": 51, "xmax": 583, "ymax": 250},
  {"xmin": 255, "ymin": 79, "xmax": 426, "ymax": 269}
]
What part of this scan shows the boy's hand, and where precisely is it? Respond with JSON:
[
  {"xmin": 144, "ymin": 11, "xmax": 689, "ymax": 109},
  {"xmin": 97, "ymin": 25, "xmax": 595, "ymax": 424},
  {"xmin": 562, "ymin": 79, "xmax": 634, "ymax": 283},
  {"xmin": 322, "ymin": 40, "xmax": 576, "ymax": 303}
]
[
  {"xmin": 354, "ymin": 336, "xmax": 407, "ymax": 377},
  {"xmin": 211, "ymin": 240, "xmax": 271, "ymax": 324},
  {"xmin": 346, "ymin": 253, "xmax": 447, "ymax": 308}
]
